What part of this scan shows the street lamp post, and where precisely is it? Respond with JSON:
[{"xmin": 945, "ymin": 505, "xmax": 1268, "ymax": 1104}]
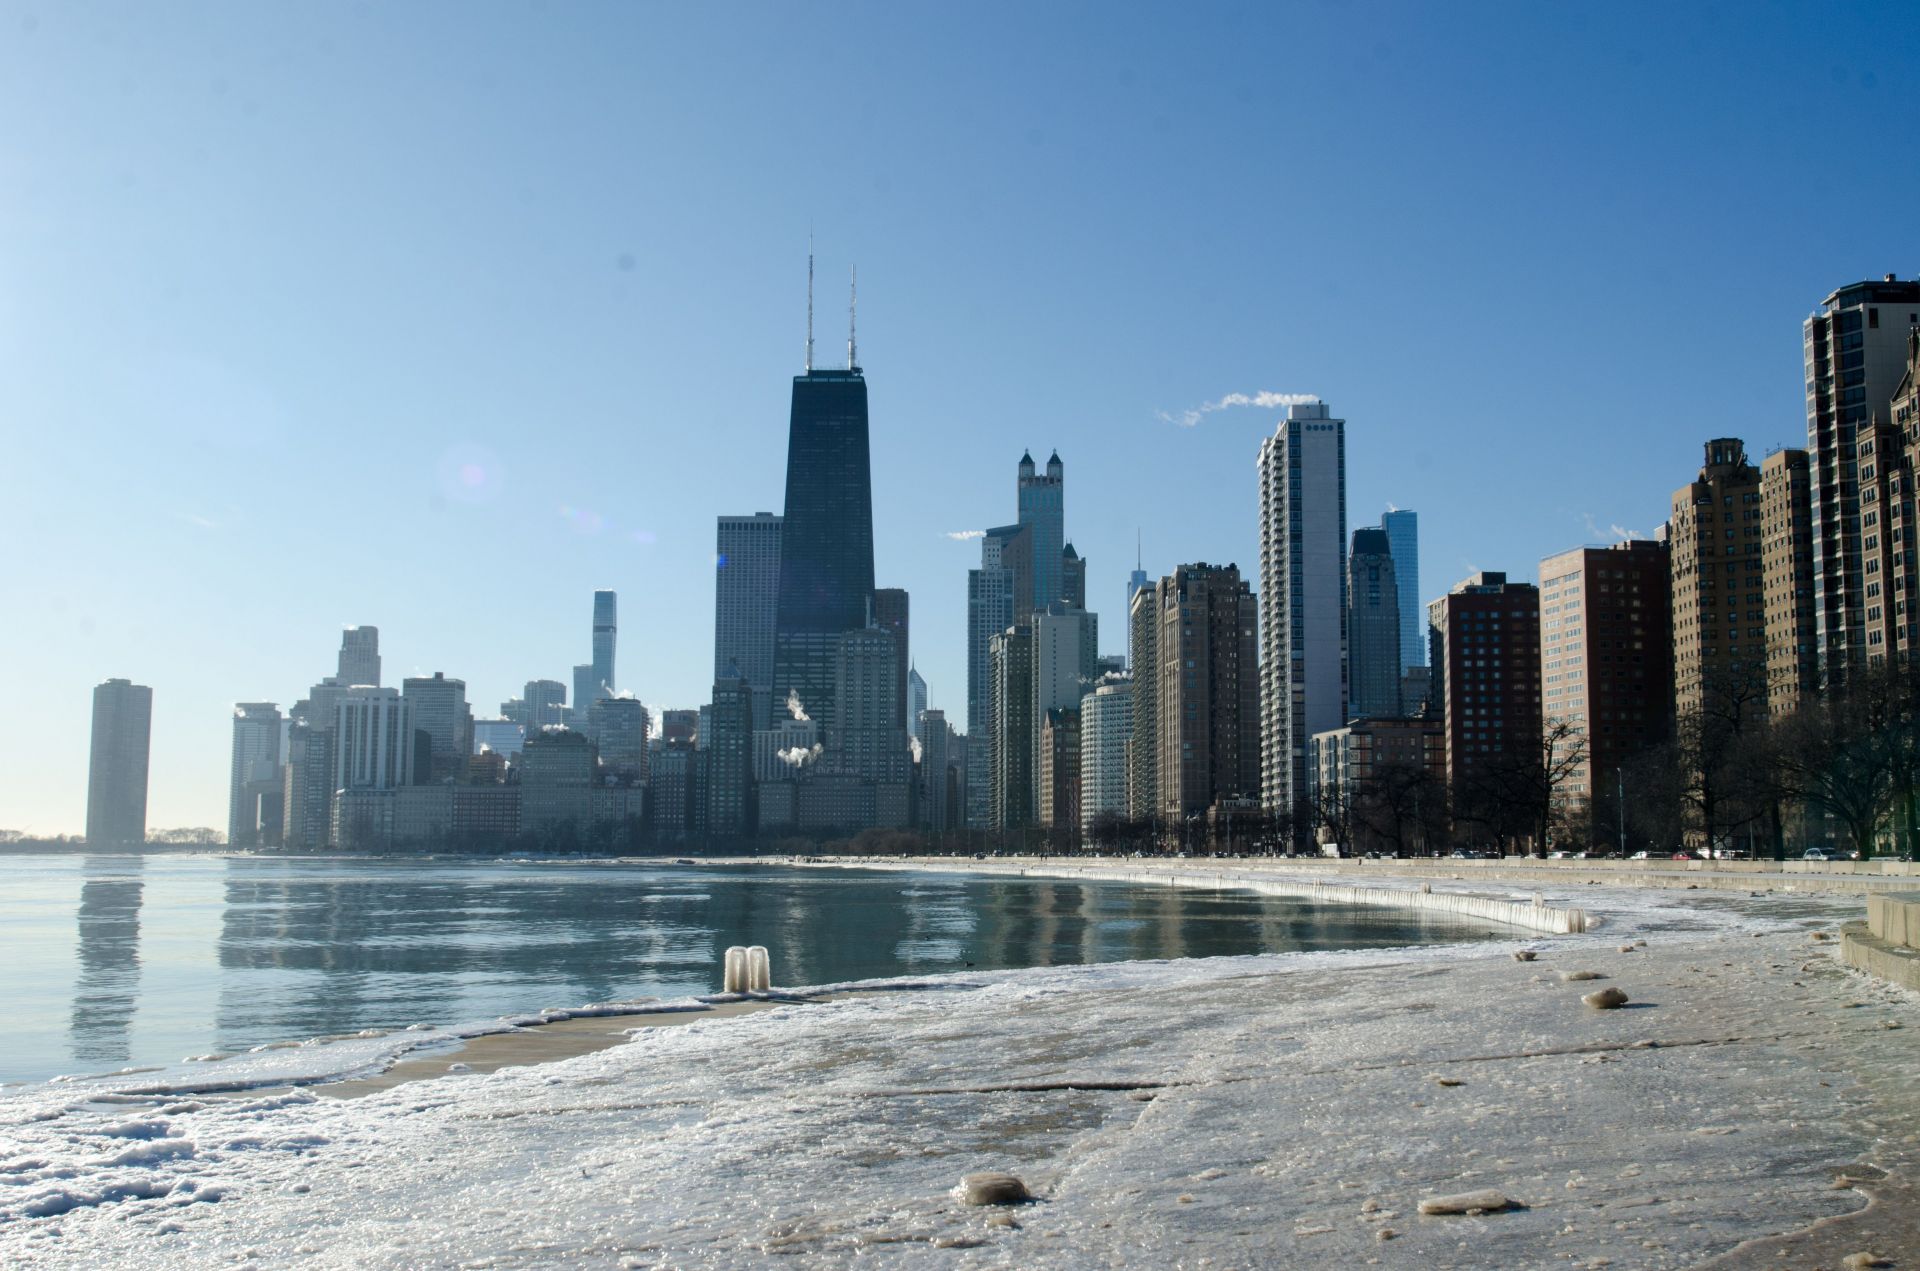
[{"xmin": 1617, "ymin": 767, "xmax": 1626, "ymax": 857}]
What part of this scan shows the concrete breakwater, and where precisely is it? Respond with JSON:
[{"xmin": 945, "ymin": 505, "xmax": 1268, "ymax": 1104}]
[{"xmin": 824, "ymin": 858, "xmax": 1591, "ymax": 936}]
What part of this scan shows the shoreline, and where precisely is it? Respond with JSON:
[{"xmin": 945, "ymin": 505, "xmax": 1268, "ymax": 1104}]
[{"xmin": 5, "ymin": 864, "xmax": 1918, "ymax": 1268}]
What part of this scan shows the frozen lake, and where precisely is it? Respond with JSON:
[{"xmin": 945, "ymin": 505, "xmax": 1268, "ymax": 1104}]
[{"xmin": 1, "ymin": 853, "xmax": 1498, "ymax": 1085}]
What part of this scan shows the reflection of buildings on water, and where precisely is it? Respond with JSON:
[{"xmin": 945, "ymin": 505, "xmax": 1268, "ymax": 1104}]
[
  {"xmin": 212, "ymin": 860, "xmax": 728, "ymax": 1048},
  {"xmin": 69, "ymin": 856, "xmax": 144, "ymax": 1066}
]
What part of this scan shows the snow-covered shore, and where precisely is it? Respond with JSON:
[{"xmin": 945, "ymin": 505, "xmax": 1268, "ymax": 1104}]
[{"xmin": 2, "ymin": 878, "xmax": 1915, "ymax": 1269}]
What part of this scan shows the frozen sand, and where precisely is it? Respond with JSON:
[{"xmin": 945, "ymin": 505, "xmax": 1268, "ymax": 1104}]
[{"xmin": 2, "ymin": 877, "xmax": 1917, "ymax": 1269}]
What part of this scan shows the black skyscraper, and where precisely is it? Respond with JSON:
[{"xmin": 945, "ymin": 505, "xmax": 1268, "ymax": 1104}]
[{"xmin": 772, "ymin": 367, "xmax": 874, "ymax": 730}]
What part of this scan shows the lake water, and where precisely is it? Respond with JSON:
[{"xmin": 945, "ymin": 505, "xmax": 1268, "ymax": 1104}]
[{"xmin": 0, "ymin": 854, "xmax": 1498, "ymax": 1085}]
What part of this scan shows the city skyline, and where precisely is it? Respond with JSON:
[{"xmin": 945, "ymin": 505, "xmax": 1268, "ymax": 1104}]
[{"xmin": 5, "ymin": 5, "xmax": 1917, "ymax": 833}]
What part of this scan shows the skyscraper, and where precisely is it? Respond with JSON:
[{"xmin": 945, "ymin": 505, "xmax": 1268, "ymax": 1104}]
[
  {"xmin": 1126, "ymin": 588, "xmax": 1159, "ymax": 820},
  {"xmin": 989, "ymin": 623, "xmax": 1035, "ymax": 830},
  {"xmin": 86, "ymin": 679, "xmax": 152, "ymax": 847},
  {"xmin": 1537, "ymin": 541, "xmax": 1673, "ymax": 840},
  {"xmin": 591, "ymin": 590, "xmax": 617, "ymax": 701},
  {"xmin": 1126, "ymin": 536, "xmax": 1149, "ymax": 671},
  {"xmin": 1147, "ymin": 564, "xmax": 1261, "ymax": 819},
  {"xmin": 1061, "ymin": 543, "xmax": 1086, "ymax": 610},
  {"xmin": 228, "ymin": 702, "xmax": 284, "ymax": 847},
  {"xmin": 1079, "ymin": 677, "xmax": 1132, "ymax": 831},
  {"xmin": 873, "ymin": 588, "xmax": 910, "ymax": 729},
  {"xmin": 337, "ymin": 626, "xmax": 380, "ymax": 687},
  {"xmin": 1382, "ymin": 509, "xmax": 1423, "ymax": 671},
  {"xmin": 772, "ymin": 365, "xmax": 874, "ymax": 730},
  {"xmin": 588, "ymin": 696, "xmax": 651, "ymax": 782},
  {"xmin": 1018, "ymin": 451, "xmax": 1065, "ymax": 612},
  {"xmin": 1346, "ymin": 528, "xmax": 1402, "ymax": 720},
  {"xmin": 705, "ymin": 667, "xmax": 755, "ymax": 840},
  {"xmin": 334, "ymin": 687, "xmax": 415, "ymax": 791},
  {"xmin": 402, "ymin": 672, "xmax": 472, "ymax": 783},
  {"xmin": 715, "ymin": 512, "xmax": 783, "ymax": 725},
  {"xmin": 1803, "ymin": 275, "xmax": 1920, "ymax": 683},
  {"xmin": 1761, "ymin": 448, "xmax": 1818, "ymax": 716},
  {"xmin": 907, "ymin": 666, "xmax": 928, "ymax": 744},
  {"xmin": 1257, "ymin": 401, "xmax": 1348, "ymax": 825},
  {"xmin": 1669, "ymin": 438, "xmax": 1765, "ymax": 719},
  {"xmin": 1430, "ymin": 572, "xmax": 1542, "ymax": 802}
]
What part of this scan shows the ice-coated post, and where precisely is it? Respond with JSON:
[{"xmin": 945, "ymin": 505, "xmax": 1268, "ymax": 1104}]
[
  {"xmin": 723, "ymin": 945, "xmax": 748, "ymax": 993},
  {"xmin": 747, "ymin": 945, "xmax": 772, "ymax": 993}
]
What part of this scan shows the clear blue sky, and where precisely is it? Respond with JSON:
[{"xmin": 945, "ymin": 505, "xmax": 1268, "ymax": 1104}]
[{"xmin": 4, "ymin": 2, "xmax": 1915, "ymax": 834}]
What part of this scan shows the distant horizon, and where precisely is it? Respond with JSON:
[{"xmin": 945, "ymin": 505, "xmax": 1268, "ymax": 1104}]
[{"xmin": 5, "ymin": 3, "xmax": 1914, "ymax": 833}]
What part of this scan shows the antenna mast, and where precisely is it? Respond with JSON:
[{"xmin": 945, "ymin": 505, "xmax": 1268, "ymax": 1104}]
[
  {"xmin": 805, "ymin": 239, "xmax": 815, "ymax": 372},
  {"xmin": 848, "ymin": 265, "xmax": 858, "ymax": 369}
]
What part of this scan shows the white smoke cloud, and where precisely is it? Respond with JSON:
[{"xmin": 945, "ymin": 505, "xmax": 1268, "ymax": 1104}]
[
  {"xmin": 1160, "ymin": 390, "xmax": 1319, "ymax": 429},
  {"xmin": 786, "ymin": 689, "xmax": 810, "ymax": 723},
  {"xmin": 945, "ymin": 529, "xmax": 986, "ymax": 541},
  {"xmin": 909, "ymin": 736, "xmax": 923, "ymax": 764},
  {"xmin": 777, "ymin": 743, "xmax": 823, "ymax": 768}
]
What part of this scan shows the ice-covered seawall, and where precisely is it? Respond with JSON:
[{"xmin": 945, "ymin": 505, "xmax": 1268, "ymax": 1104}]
[{"xmin": 827, "ymin": 859, "xmax": 1591, "ymax": 935}]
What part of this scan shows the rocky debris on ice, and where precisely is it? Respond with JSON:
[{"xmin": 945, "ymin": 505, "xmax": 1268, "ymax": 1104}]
[
  {"xmin": 1584, "ymin": 987, "xmax": 1630, "ymax": 1009},
  {"xmin": 1417, "ymin": 1189, "xmax": 1523, "ymax": 1215},
  {"xmin": 955, "ymin": 1172, "xmax": 1031, "ymax": 1206},
  {"xmin": 1513, "ymin": 950, "xmax": 1538, "ymax": 962},
  {"xmin": 1843, "ymin": 1254, "xmax": 1892, "ymax": 1269}
]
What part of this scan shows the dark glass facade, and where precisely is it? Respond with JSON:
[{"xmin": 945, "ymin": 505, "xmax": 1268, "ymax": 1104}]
[{"xmin": 773, "ymin": 369, "xmax": 874, "ymax": 729}]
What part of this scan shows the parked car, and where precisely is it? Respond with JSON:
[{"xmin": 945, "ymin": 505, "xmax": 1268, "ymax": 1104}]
[
  {"xmin": 1803, "ymin": 846, "xmax": 1838, "ymax": 861},
  {"xmin": 1629, "ymin": 850, "xmax": 1656, "ymax": 860},
  {"xmin": 1670, "ymin": 851, "xmax": 1695, "ymax": 860}
]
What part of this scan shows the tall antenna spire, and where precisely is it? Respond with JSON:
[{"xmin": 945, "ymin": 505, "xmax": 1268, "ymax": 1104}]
[
  {"xmin": 1136, "ymin": 527, "xmax": 1142, "ymax": 570},
  {"xmin": 805, "ymin": 238, "xmax": 815, "ymax": 372},
  {"xmin": 847, "ymin": 265, "xmax": 858, "ymax": 369}
]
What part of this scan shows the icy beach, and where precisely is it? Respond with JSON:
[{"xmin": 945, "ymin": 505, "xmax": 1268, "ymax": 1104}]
[{"xmin": 2, "ymin": 869, "xmax": 1917, "ymax": 1270}]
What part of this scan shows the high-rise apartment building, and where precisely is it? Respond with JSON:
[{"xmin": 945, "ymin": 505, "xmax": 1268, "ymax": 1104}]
[
  {"xmin": 1126, "ymin": 588, "xmax": 1159, "ymax": 820},
  {"xmin": 281, "ymin": 722, "xmax": 335, "ymax": 851},
  {"xmin": 514, "ymin": 680, "xmax": 568, "ymax": 732},
  {"xmin": 591, "ymin": 590, "xmax": 617, "ymax": 701},
  {"xmin": 402, "ymin": 672, "xmax": 471, "ymax": 783},
  {"xmin": 966, "ymin": 531, "xmax": 1018, "ymax": 740},
  {"xmin": 907, "ymin": 667, "xmax": 928, "ymax": 745},
  {"xmin": 1429, "ymin": 573, "xmax": 1542, "ymax": 801},
  {"xmin": 1079, "ymin": 677, "xmax": 1132, "ymax": 831},
  {"xmin": 1537, "ymin": 542, "xmax": 1673, "ymax": 836},
  {"xmin": 1018, "ymin": 451, "xmax": 1065, "ymax": 612},
  {"xmin": 917, "ymin": 708, "xmax": 953, "ymax": 831},
  {"xmin": 1877, "ymin": 332, "xmax": 1920, "ymax": 666},
  {"xmin": 873, "ymin": 588, "xmax": 910, "ymax": 729},
  {"xmin": 337, "ymin": 626, "xmax": 380, "ymax": 687},
  {"xmin": 1037, "ymin": 708, "xmax": 1080, "ymax": 831},
  {"xmin": 1062, "ymin": 543, "xmax": 1086, "ymax": 610},
  {"xmin": 1761, "ymin": 448, "xmax": 1819, "ymax": 714},
  {"xmin": 86, "ymin": 679, "xmax": 152, "ymax": 846},
  {"xmin": 715, "ymin": 512, "xmax": 783, "ymax": 726},
  {"xmin": 518, "ymin": 729, "xmax": 596, "ymax": 833},
  {"xmin": 1382, "ymin": 509, "xmax": 1423, "ymax": 671},
  {"xmin": 1257, "ymin": 401, "xmax": 1348, "ymax": 822},
  {"xmin": 825, "ymin": 628, "xmax": 910, "ymax": 785},
  {"xmin": 705, "ymin": 669, "xmax": 755, "ymax": 840},
  {"xmin": 333, "ymin": 687, "xmax": 415, "ymax": 791},
  {"xmin": 1669, "ymin": 439, "xmax": 1765, "ymax": 719},
  {"xmin": 1803, "ymin": 276, "xmax": 1920, "ymax": 683},
  {"xmin": 989, "ymin": 624, "xmax": 1035, "ymax": 830},
  {"xmin": 228, "ymin": 702, "xmax": 284, "ymax": 847},
  {"xmin": 1148, "ymin": 563, "xmax": 1261, "ymax": 820},
  {"xmin": 588, "ymin": 696, "xmax": 650, "ymax": 781},
  {"xmin": 1347, "ymin": 528, "xmax": 1402, "ymax": 719},
  {"xmin": 772, "ymin": 366, "xmax": 875, "ymax": 730}
]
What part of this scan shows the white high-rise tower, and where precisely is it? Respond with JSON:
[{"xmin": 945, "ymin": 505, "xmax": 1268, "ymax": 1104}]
[{"xmin": 1257, "ymin": 401, "xmax": 1348, "ymax": 825}]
